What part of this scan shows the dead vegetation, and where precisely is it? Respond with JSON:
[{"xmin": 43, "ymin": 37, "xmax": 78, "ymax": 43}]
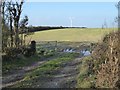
[{"xmin": 92, "ymin": 30, "xmax": 120, "ymax": 88}]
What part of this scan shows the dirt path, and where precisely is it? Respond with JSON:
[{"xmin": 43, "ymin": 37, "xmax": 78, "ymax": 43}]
[
  {"xmin": 2, "ymin": 57, "xmax": 56, "ymax": 88},
  {"xmin": 34, "ymin": 57, "xmax": 82, "ymax": 88},
  {"xmin": 2, "ymin": 56, "xmax": 82, "ymax": 88}
]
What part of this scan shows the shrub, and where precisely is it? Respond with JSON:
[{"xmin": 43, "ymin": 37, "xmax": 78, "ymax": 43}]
[
  {"xmin": 92, "ymin": 31, "xmax": 120, "ymax": 88},
  {"xmin": 4, "ymin": 47, "xmax": 24, "ymax": 58}
]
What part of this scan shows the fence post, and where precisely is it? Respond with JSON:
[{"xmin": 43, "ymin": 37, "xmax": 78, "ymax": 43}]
[{"xmin": 30, "ymin": 40, "xmax": 36, "ymax": 54}]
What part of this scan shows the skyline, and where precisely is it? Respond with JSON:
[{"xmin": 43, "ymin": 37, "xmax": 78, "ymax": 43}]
[{"xmin": 21, "ymin": 2, "xmax": 118, "ymax": 28}]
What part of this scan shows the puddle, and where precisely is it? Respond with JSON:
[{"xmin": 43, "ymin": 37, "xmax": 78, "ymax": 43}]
[
  {"xmin": 62, "ymin": 48, "xmax": 91, "ymax": 56},
  {"xmin": 63, "ymin": 49, "xmax": 75, "ymax": 53},
  {"xmin": 81, "ymin": 50, "xmax": 91, "ymax": 56}
]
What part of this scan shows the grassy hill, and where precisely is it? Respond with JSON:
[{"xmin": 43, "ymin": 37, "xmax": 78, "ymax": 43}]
[{"xmin": 26, "ymin": 28, "xmax": 117, "ymax": 43}]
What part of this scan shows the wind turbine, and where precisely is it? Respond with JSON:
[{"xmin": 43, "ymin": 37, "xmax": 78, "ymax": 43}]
[{"xmin": 69, "ymin": 17, "xmax": 74, "ymax": 27}]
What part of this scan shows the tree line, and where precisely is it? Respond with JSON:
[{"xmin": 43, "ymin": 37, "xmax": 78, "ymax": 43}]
[
  {"xmin": 1, "ymin": 0, "xmax": 30, "ymax": 53},
  {"xmin": 27, "ymin": 26, "xmax": 65, "ymax": 33}
]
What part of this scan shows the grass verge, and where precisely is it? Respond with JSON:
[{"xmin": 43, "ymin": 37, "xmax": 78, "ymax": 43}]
[
  {"xmin": 2, "ymin": 54, "xmax": 40, "ymax": 75},
  {"xmin": 76, "ymin": 56, "xmax": 96, "ymax": 88}
]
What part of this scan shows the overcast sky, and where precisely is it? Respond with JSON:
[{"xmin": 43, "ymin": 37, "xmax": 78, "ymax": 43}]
[{"xmin": 21, "ymin": 2, "xmax": 118, "ymax": 28}]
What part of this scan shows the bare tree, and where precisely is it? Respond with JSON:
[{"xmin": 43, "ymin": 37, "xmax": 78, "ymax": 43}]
[
  {"xmin": 1, "ymin": 0, "xmax": 29, "ymax": 53},
  {"xmin": 10, "ymin": 0, "xmax": 24, "ymax": 47},
  {"xmin": 7, "ymin": 1, "xmax": 14, "ymax": 47},
  {"xmin": 1, "ymin": 1, "xmax": 10, "ymax": 52}
]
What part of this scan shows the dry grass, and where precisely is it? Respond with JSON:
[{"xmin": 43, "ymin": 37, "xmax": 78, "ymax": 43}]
[{"xmin": 92, "ymin": 31, "xmax": 120, "ymax": 88}]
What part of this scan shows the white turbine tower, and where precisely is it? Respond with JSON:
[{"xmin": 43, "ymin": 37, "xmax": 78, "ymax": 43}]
[{"xmin": 69, "ymin": 17, "xmax": 74, "ymax": 27}]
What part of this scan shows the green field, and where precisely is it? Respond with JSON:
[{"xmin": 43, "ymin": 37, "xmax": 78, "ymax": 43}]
[{"xmin": 26, "ymin": 28, "xmax": 117, "ymax": 43}]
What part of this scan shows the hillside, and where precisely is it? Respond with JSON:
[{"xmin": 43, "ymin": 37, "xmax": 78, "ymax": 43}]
[{"xmin": 26, "ymin": 28, "xmax": 117, "ymax": 43}]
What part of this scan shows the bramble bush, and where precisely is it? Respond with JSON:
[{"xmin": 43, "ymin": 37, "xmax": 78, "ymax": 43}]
[{"xmin": 92, "ymin": 31, "xmax": 120, "ymax": 88}]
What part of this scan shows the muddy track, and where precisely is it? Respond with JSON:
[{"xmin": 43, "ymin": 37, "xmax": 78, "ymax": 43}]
[
  {"xmin": 36, "ymin": 57, "xmax": 82, "ymax": 88},
  {"xmin": 2, "ymin": 57, "xmax": 56, "ymax": 88},
  {"xmin": 2, "ymin": 56, "xmax": 82, "ymax": 88}
]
